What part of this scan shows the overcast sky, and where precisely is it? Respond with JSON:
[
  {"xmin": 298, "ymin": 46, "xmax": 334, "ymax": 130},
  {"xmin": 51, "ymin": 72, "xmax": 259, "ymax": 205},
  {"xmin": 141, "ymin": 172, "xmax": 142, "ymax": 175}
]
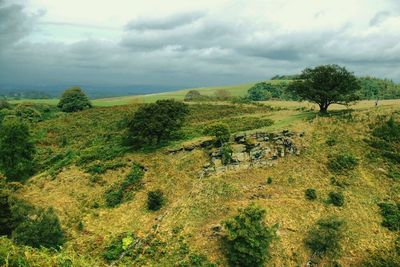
[{"xmin": 1, "ymin": 0, "xmax": 399, "ymax": 90}]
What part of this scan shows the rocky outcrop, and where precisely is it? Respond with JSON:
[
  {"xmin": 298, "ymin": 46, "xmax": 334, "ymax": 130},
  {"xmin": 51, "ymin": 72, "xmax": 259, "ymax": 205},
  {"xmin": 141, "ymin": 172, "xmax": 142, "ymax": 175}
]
[{"xmin": 199, "ymin": 130, "xmax": 303, "ymax": 177}]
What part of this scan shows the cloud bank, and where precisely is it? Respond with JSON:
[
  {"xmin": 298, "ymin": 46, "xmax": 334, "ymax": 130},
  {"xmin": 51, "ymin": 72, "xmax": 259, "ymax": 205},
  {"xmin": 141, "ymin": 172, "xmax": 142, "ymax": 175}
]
[{"xmin": 0, "ymin": 0, "xmax": 399, "ymax": 91}]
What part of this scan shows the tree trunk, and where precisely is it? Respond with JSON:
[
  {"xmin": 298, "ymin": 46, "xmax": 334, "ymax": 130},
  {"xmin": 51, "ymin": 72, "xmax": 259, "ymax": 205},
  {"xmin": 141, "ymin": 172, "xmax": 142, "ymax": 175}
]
[{"xmin": 319, "ymin": 103, "xmax": 329, "ymax": 113}]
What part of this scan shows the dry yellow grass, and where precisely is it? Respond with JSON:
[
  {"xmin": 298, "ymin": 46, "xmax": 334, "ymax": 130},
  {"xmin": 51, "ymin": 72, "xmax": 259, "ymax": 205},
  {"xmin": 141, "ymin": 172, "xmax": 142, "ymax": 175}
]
[{"xmin": 16, "ymin": 101, "xmax": 400, "ymax": 266}]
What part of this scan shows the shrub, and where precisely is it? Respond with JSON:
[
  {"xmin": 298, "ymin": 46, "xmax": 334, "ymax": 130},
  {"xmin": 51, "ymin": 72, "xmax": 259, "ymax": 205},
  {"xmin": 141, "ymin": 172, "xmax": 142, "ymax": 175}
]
[
  {"xmin": 0, "ymin": 118, "xmax": 35, "ymax": 181},
  {"xmin": 377, "ymin": 202, "xmax": 400, "ymax": 231},
  {"xmin": 57, "ymin": 86, "xmax": 92, "ymax": 112},
  {"xmin": 203, "ymin": 123, "xmax": 230, "ymax": 146},
  {"xmin": 222, "ymin": 204, "xmax": 277, "ymax": 267},
  {"xmin": 0, "ymin": 190, "xmax": 13, "ymax": 236},
  {"xmin": 15, "ymin": 104, "xmax": 43, "ymax": 122},
  {"xmin": 328, "ymin": 153, "xmax": 358, "ymax": 173},
  {"xmin": 147, "ymin": 190, "xmax": 165, "ymax": 211},
  {"xmin": 326, "ymin": 137, "xmax": 337, "ymax": 146},
  {"xmin": 305, "ymin": 216, "xmax": 345, "ymax": 258},
  {"xmin": 221, "ymin": 143, "xmax": 233, "ymax": 165},
  {"xmin": 266, "ymin": 177, "xmax": 272, "ymax": 184},
  {"xmin": 0, "ymin": 100, "xmax": 10, "ymax": 110},
  {"xmin": 127, "ymin": 99, "xmax": 189, "ymax": 147},
  {"xmin": 184, "ymin": 90, "xmax": 208, "ymax": 102},
  {"xmin": 105, "ymin": 189, "xmax": 123, "ymax": 208},
  {"xmin": 328, "ymin": 192, "xmax": 344, "ymax": 207},
  {"xmin": 214, "ymin": 89, "xmax": 231, "ymax": 101},
  {"xmin": 305, "ymin": 188, "xmax": 317, "ymax": 200},
  {"xmin": 13, "ymin": 207, "xmax": 64, "ymax": 249},
  {"xmin": 103, "ymin": 233, "xmax": 135, "ymax": 262}
]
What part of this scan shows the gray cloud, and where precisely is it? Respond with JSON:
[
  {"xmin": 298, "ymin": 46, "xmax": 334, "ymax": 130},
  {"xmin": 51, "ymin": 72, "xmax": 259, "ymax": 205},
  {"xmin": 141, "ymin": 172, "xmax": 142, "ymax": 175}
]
[
  {"xmin": 125, "ymin": 11, "xmax": 205, "ymax": 31},
  {"xmin": 1, "ymin": 2, "xmax": 400, "ymax": 91}
]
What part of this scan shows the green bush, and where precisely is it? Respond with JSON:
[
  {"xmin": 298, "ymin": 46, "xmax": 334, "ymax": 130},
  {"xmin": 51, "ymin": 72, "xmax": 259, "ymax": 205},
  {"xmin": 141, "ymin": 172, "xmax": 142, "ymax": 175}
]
[
  {"xmin": 127, "ymin": 99, "xmax": 189, "ymax": 147},
  {"xmin": 328, "ymin": 192, "xmax": 344, "ymax": 207},
  {"xmin": 203, "ymin": 123, "xmax": 230, "ymax": 146},
  {"xmin": 328, "ymin": 153, "xmax": 358, "ymax": 173},
  {"xmin": 103, "ymin": 233, "xmax": 135, "ymax": 262},
  {"xmin": 266, "ymin": 177, "xmax": 272, "ymax": 184},
  {"xmin": 0, "ymin": 190, "xmax": 13, "ymax": 236},
  {"xmin": 0, "ymin": 100, "xmax": 10, "ymax": 110},
  {"xmin": 13, "ymin": 207, "xmax": 64, "ymax": 249},
  {"xmin": 305, "ymin": 216, "xmax": 345, "ymax": 258},
  {"xmin": 105, "ymin": 189, "xmax": 123, "ymax": 208},
  {"xmin": 305, "ymin": 188, "xmax": 317, "ymax": 200},
  {"xmin": 221, "ymin": 143, "xmax": 233, "ymax": 165},
  {"xmin": 57, "ymin": 86, "xmax": 92, "ymax": 112},
  {"xmin": 377, "ymin": 202, "xmax": 400, "ymax": 231},
  {"xmin": 147, "ymin": 190, "xmax": 165, "ymax": 211},
  {"xmin": 184, "ymin": 90, "xmax": 209, "ymax": 102},
  {"xmin": 326, "ymin": 137, "xmax": 337, "ymax": 146},
  {"xmin": 222, "ymin": 204, "xmax": 277, "ymax": 267},
  {"xmin": 15, "ymin": 104, "xmax": 43, "ymax": 122},
  {"xmin": 0, "ymin": 118, "xmax": 35, "ymax": 181}
]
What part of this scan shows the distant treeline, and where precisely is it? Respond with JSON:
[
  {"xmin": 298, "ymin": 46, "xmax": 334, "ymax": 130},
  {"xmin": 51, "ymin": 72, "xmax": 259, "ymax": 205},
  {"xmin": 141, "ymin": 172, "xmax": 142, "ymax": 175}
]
[{"xmin": 245, "ymin": 76, "xmax": 400, "ymax": 101}]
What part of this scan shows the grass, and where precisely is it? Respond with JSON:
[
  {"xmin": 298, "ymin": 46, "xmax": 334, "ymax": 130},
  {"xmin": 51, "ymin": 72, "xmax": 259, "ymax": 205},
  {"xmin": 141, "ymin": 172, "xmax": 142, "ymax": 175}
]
[{"xmin": 4, "ymin": 97, "xmax": 400, "ymax": 266}]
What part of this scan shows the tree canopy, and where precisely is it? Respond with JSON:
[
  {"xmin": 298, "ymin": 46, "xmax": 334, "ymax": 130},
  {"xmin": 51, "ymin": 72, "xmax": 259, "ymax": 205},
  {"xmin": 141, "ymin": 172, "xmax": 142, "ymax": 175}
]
[
  {"xmin": 288, "ymin": 65, "xmax": 360, "ymax": 112},
  {"xmin": 57, "ymin": 86, "xmax": 92, "ymax": 112},
  {"xmin": 0, "ymin": 118, "xmax": 35, "ymax": 181},
  {"xmin": 127, "ymin": 99, "xmax": 189, "ymax": 147}
]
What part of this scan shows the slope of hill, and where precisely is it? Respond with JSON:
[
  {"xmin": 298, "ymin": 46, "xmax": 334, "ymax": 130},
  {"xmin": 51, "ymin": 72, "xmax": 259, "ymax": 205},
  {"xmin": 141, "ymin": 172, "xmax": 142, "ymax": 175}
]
[{"xmin": 1, "ymin": 100, "xmax": 400, "ymax": 266}]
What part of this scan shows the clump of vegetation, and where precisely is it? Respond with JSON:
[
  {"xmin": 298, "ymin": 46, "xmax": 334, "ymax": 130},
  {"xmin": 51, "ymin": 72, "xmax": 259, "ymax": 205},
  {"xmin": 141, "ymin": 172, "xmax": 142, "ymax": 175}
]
[
  {"xmin": 127, "ymin": 99, "xmax": 189, "ymax": 147},
  {"xmin": 15, "ymin": 104, "xmax": 43, "ymax": 122},
  {"xmin": 184, "ymin": 90, "xmax": 208, "ymax": 102},
  {"xmin": 326, "ymin": 137, "xmax": 337, "ymax": 146},
  {"xmin": 328, "ymin": 153, "xmax": 358, "ymax": 173},
  {"xmin": 0, "ymin": 118, "xmax": 35, "ymax": 181},
  {"xmin": 247, "ymin": 81, "xmax": 294, "ymax": 101},
  {"xmin": 305, "ymin": 188, "xmax": 317, "ymax": 200},
  {"xmin": 0, "ymin": 100, "xmax": 10, "ymax": 110},
  {"xmin": 57, "ymin": 86, "xmax": 92, "ymax": 112},
  {"xmin": 377, "ymin": 202, "xmax": 400, "ymax": 231},
  {"xmin": 328, "ymin": 192, "xmax": 345, "ymax": 207},
  {"xmin": 13, "ymin": 207, "xmax": 64, "ymax": 249},
  {"xmin": 288, "ymin": 64, "xmax": 360, "ymax": 112},
  {"xmin": 266, "ymin": 177, "xmax": 273, "ymax": 184},
  {"xmin": 203, "ymin": 123, "xmax": 230, "ymax": 146},
  {"xmin": 0, "ymin": 190, "xmax": 64, "ymax": 249},
  {"xmin": 103, "ymin": 233, "xmax": 135, "ymax": 262},
  {"xmin": 222, "ymin": 204, "xmax": 277, "ymax": 267},
  {"xmin": 305, "ymin": 216, "xmax": 345, "ymax": 259},
  {"xmin": 105, "ymin": 164, "xmax": 145, "ymax": 208},
  {"xmin": 214, "ymin": 89, "xmax": 231, "ymax": 101},
  {"xmin": 221, "ymin": 143, "xmax": 233, "ymax": 165},
  {"xmin": 147, "ymin": 190, "xmax": 165, "ymax": 211}
]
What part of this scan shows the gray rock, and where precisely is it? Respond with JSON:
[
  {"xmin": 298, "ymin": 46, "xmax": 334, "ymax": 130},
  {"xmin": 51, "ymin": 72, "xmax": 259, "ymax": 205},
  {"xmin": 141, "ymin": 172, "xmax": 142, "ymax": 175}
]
[
  {"xmin": 234, "ymin": 133, "xmax": 246, "ymax": 143},
  {"xmin": 231, "ymin": 144, "xmax": 246, "ymax": 153},
  {"xmin": 231, "ymin": 152, "xmax": 249, "ymax": 162},
  {"xmin": 184, "ymin": 145, "xmax": 195, "ymax": 151},
  {"xmin": 212, "ymin": 158, "xmax": 223, "ymax": 168}
]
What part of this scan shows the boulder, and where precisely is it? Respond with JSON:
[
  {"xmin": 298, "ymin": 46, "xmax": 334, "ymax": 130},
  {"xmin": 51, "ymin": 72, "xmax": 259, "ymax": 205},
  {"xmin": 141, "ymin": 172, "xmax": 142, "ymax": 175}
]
[
  {"xmin": 231, "ymin": 152, "xmax": 249, "ymax": 162},
  {"xmin": 234, "ymin": 133, "xmax": 246, "ymax": 143},
  {"xmin": 231, "ymin": 144, "xmax": 246, "ymax": 153}
]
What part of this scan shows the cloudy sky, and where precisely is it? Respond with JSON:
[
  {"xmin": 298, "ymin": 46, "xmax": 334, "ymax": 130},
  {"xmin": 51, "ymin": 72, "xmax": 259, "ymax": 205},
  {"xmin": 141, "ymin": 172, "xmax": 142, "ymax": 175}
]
[{"xmin": 1, "ymin": 0, "xmax": 399, "ymax": 91}]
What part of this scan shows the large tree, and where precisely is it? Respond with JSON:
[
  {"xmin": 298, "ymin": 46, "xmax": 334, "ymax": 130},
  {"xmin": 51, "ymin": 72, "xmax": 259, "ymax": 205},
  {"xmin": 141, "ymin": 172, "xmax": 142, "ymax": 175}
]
[
  {"xmin": 127, "ymin": 99, "xmax": 189, "ymax": 147},
  {"xmin": 57, "ymin": 86, "xmax": 92, "ymax": 112},
  {"xmin": 288, "ymin": 65, "xmax": 360, "ymax": 112},
  {"xmin": 0, "ymin": 118, "xmax": 35, "ymax": 181}
]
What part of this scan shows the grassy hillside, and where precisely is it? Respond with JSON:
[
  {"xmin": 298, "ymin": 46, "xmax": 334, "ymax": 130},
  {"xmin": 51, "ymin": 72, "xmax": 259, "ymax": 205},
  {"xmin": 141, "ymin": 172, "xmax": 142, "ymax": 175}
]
[
  {"xmin": 1, "ymin": 99, "xmax": 400, "ymax": 266},
  {"xmin": 8, "ymin": 82, "xmax": 255, "ymax": 107}
]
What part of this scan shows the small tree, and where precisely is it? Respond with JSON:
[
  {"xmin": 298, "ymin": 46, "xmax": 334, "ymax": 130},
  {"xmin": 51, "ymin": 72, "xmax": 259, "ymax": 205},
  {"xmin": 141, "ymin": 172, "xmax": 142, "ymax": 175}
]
[
  {"xmin": 223, "ymin": 204, "xmax": 277, "ymax": 267},
  {"xmin": 184, "ymin": 90, "xmax": 202, "ymax": 102},
  {"xmin": 214, "ymin": 89, "xmax": 231, "ymax": 101},
  {"xmin": 305, "ymin": 216, "xmax": 345, "ymax": 259},
  {"xmin": 13, "ymin": 207, "xmax": 64, "ymax": 249},
  {"xmin": 203, "ymin": 123, "xmax": 230, "ymax": 146},
  {"xmin": 247, "ymin": 82, "xmax": 274, "ymax": 101},
  {"xmin": 288, "ymin": 65, "xmax": 360, "ymax": 112},
  {"xmin": 0, "ymin": 118, "xmax": 35, "ymax": 181},
  {"xmin": 127, "ymin": 99, "xmax": 189, "ymax": 147},
  {"xmin": 57, "ymin": 86, "xmax": 92, "ymax": 112}
]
